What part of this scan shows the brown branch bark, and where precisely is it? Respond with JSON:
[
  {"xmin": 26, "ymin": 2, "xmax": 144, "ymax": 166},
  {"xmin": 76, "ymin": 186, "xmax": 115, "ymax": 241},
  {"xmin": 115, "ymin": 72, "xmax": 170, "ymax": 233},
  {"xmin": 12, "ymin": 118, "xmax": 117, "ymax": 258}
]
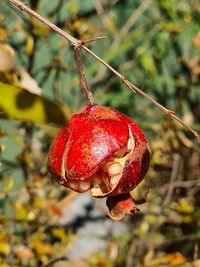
[{"xmin": 8, "ymin": 0, "xmax": 200, "ymax": 140}]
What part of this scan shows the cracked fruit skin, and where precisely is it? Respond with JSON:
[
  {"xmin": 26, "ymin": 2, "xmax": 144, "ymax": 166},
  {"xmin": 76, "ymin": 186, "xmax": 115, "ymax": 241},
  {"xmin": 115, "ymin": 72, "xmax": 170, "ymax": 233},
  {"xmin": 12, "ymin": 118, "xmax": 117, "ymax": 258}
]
[{"xmin": 48, "ymin": 104, "xmax": 150, "ymax": 220}]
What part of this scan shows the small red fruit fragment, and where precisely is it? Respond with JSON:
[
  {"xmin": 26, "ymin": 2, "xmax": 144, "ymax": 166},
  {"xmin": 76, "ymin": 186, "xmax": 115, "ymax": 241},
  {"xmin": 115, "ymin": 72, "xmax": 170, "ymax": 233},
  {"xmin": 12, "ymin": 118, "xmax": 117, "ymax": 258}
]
[
  {"xmin": 48, "ymin": 104, "xmax": 150, "ymax": 220},
  {"xmin": 106, "ymin": 193, "xmax": 139, "ymax": 221}
]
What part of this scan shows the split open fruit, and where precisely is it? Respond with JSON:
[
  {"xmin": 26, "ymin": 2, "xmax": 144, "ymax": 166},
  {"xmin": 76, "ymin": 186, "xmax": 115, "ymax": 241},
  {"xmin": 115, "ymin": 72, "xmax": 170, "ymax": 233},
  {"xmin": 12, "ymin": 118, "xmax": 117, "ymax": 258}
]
[{"xmin": 48, "ymin": 104, "xmax": 150, "ymax": 220}]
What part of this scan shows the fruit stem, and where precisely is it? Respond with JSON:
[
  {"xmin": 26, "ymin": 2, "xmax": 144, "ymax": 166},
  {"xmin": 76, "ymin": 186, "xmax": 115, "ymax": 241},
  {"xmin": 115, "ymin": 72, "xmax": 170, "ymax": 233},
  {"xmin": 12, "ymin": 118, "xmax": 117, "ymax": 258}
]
[{"xmin": 73, "ymin": 46, "xmax": 95, "ymax": 105}]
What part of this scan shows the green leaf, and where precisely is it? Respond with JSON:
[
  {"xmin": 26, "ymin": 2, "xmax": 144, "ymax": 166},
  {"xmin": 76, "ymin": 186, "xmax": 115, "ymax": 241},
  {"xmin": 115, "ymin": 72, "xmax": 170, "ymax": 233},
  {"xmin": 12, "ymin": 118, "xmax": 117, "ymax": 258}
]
[
  {"xmin": 139, "ymin": 52, "xmax": 157, "ymax": 75},
  {"xmin": 3, "ymin": 177, "xmax": 14, "ymax": 193},
  {"xmin": 0, "ymin": 82, "xmax": 71, "ymax": 125}
]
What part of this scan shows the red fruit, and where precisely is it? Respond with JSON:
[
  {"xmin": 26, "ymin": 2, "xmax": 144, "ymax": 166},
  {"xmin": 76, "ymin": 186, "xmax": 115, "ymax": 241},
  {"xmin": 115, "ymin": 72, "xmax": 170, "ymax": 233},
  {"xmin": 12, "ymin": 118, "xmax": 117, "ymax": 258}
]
[{"xmin": 48, "ymin": 104, "xmax": 150, "ymax": 220}]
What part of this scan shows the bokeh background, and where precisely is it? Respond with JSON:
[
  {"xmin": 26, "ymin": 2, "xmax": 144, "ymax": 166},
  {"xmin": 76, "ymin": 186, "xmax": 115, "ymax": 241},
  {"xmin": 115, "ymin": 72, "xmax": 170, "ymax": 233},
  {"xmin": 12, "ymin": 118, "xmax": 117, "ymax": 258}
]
[{"xmin": 0, "ymin": 0, "xmax": 200, "ymax": 266}]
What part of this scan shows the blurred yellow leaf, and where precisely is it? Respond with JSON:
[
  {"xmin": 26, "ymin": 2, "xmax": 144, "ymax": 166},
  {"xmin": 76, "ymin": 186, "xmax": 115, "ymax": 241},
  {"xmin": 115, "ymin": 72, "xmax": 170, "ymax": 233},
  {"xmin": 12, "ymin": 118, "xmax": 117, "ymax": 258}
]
[
  {"xmin": 52, "ymin": 228, "xmax": 66, "ymax": 240},
  {"xmin": 0, "ymin": 232, "xmax": 7, "ymax": 241},
  {"xmin": 0, "ymin": 242, "xmax": 10, "ymax": 255},
  {"xmin": 31, "ymin": 241, "xmax": 53, "ymax": 255},
  {"xmin": 26, "ymin": 211, "xmax": 37, "ymax": 221},
  {"xmin": 31, "ymin": 18, "xmax": 50, "ymax": 37},
  {"xmin": 31, "ymin": 231, "xmax": 45, "ymax": 244},
  {"xmin": 161, "ymin": 22, "xmax": 181, "ymax": 32},
  {"xmin": 3, "ymin": 176, "xmax": 14, "ymax": 193},
  {"xmin": 0, "ymin": 82, "xmax": 71, "ymax": 125},
  {"xmin": 34, "ymin": 197, "xmax": 45, "ymax": 208},
  {"xmin": 0, "ymin": 144, "xmax": 6, "ymax": 153},
  {"xmin": 25, "ymin": 36, "xmax": 34, "ymax": 55},
  {"xmin": 0, "ymin": 263, "xmax": 9, "ymax": 267},
  {"xmin": 107, "ymin": 18, "xmax": 116, "ymax": 33},
  {"xmin": 0, "ymin": 27, "xmax": 7, "ymax": 41},
  {"xmin": 178, "ymin": 198, "xmax": 194, "ymax": 213},
  {"xmin": 15, "ymin": 204, "xmax": 28, "ymax": 221}
]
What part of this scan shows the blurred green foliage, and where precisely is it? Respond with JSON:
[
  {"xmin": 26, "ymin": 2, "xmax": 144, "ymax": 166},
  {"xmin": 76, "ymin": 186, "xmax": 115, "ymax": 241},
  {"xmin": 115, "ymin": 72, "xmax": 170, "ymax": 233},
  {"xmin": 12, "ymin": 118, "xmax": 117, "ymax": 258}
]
[{"xmin": 0, "ymin": 0, "xmax": 200, "ymax": 266}]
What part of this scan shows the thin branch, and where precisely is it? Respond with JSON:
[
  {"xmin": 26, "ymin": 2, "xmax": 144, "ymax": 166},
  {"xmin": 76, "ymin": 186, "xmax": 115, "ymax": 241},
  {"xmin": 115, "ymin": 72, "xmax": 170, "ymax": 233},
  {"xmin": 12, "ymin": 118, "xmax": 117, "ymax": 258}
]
[
  {"xmin": 92, "ymin": 0, "xmax": 113, "ymax": 32},
  {"xmin": 9, "ymin": 0, "xmax": 79, "ymax": 45},
  {"xmin": 111, "ymin": 0, "xmax": 150, "ymax": 49},
  {"xmin": 42, "ymin": 256, "xmax": 69, "ymax": 267},
  {"xmin": 92, "ymin": 0, "xmax": 150, "ymax": 83},
  {"xmin": 73, "ymin": 47, "xmax": 95, "ymax": 105},
  {"xmin": 156, "ymin": 233, "xmax": 200, "ymax": 250},
  {"xmin": 81, "ymin": 36, "xmax": 108, "ymax": 45},
  {"xmin": 8, "ymin": 0, "xmax": 200, "ymax": 140},
  {"xmin": 163, "ymin": 153, "xmax": 181, "ymax": 206}
]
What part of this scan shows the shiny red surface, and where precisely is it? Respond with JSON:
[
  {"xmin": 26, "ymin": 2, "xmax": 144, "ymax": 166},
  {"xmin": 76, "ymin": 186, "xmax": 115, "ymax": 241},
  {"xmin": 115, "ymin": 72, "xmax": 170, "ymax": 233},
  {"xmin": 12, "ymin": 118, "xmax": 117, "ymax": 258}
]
[{"xmin": 48, "ymin": 104, "xmax": 150, "ymax": 220}]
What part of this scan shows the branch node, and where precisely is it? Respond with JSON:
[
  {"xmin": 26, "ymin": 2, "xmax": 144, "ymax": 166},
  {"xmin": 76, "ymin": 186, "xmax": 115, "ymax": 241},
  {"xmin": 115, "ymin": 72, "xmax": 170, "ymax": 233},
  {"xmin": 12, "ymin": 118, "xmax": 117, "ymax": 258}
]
[
  {"xmin": 123, "ymin": 79, "xmax": 137, "ymax": 93},
  {"xmin": 165, "ymin": 110, "xmax": 175, "ymax": 118},
  {"xmin": 120, "ymin": 75, "xmax": 126, "ymax": 81},
  {"xmin": 73, "ymin": 40, "xmax": 82, "ymax": 49},
  {"xmin": 18, "ymin": 3, "xmax": 24, "ymax": 10}
]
